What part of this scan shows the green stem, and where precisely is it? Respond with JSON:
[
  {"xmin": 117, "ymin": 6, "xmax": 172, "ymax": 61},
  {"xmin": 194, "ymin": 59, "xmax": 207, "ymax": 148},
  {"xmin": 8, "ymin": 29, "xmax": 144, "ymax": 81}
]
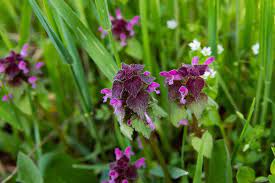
[
  {"xmin": 149, "ymin": 134, "xmax": 172, "ymax": 183},
  {"xmin": 26, "ymin": 87, "xmax": 42, "ymax": 159},
  {"xmin": 180, "ymin": 127, "xmax": 188, "ymax": 183}
]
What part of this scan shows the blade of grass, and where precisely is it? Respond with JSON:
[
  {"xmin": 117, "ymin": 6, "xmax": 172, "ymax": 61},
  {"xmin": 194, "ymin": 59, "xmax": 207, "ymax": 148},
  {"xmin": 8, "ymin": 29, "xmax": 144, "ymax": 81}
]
[
  {"xmin": 193, "ymin": 136, "xmax": 205, "ymax": 183},
  {"xmin": 28, "ymin": 0, "xmax": 73, "ymax": 65},
  {"xmin": 0, "ymin": 27, "xmax": 13, "ymax": 49},
  {"xmin": 231, "ymin": 98, "xmax": 255, "ymax": 162},
  {"xmin": 139, "ymin": 0, "xmax": 152, "ymax": 72},
  {"xmin": 94, "ymin": 0, "xmax": 121, "ymax": 66},
  {"xmin": 18, "ymin": 0, "xmax": 32, "ymax": 47},
  {"xmin": 259, "ymin": 0, "xmax": 273, "ymax": 126},
  {"xmin": 208, "ymin": 0, "xmax": 217, "ymax": 56},
  {"xmin": 48, "ymin": 0, "xmax": 118, "ymax": 81}
]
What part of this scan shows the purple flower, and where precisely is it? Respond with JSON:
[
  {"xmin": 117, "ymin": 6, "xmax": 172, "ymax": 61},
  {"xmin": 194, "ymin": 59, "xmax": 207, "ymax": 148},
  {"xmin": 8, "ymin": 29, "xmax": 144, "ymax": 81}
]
[
  {"xmin": 104, "ymin": 146, "xmax": 145, "ymax": 183},
  {"xmin": 0, "ymin": 44, "xmax": 44, "ymax": 88},
  {"xmin": 160, "ymin": 56, "xmax": 214, "ymax": 105},
  {"xmin": 178, "ymin": 119, "xmax": 189, "ymax": 127},
  {"xmin": 28, "ymin": 76, "xmax": 37, "ymax": 88},
  {"xmin": 146, "ymin": 82, "xmax": 160, "ymax": 94},
  {"xmin": 160, "ymin": 70, "xmax": 182, "ymax": 85},
  {"xmin": 99, "ymin": 9, "xmax": 140, "ymax": 47},
  {"xmin": 101, "ymin": 63, "xmax": 159, "ymax": 130},
  {"xmin": 2, "ymin": 94, "xmax": 13, "ymax": 102}
]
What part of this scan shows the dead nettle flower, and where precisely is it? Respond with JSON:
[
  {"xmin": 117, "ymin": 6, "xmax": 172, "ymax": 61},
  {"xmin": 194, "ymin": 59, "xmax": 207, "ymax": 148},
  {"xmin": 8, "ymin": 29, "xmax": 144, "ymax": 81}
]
[
  {"xmin": 103, "ymin": 146, "xmax": 145, "ymax": 183},
  {"xmin": 99, "ymin": 9, "xmax": 140, "ymax": 47},
  {"xmin": 101, "ymin": 63, "xmax": 160, "ymax": 130},
  {"xmin": 160, "ymin": 56, "xmax": 215, "ymax": 105},
  {"xmin": 0, "ymin": 44, "xmax": 44, "ymax": 88}
]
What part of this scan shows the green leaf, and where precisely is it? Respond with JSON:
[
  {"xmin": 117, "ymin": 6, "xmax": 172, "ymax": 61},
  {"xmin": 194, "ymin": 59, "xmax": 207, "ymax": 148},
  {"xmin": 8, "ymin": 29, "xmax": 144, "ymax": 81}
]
[
  {"xmin": 272, "ymin": 147, "xmax": 275, "ymax": 157},
  {"xmin": 19, "ymin": 0, "xmax": 32, "ymax": 47},
  {"xmin": 188, "ymin": 95, "xmax": 208, "ymax": 119},
  {"xmin": 28, "ymin": 0, "xmax": 73, "ymax": 64},
  {"xmin": 193, "ymin": 131, "xmax": 212, "ymax": 183},
  {"xmin": 39, "ymin": 152, "xmax": 96, "ymax": 183},
  {"xmin": 150, "ymin": 165, "xmax": 188, "ymax": 179},
  {"xmin": 125, "ymin": 38, "xmax": 143, "ymax": 60},
  {"xmin": 271, "ymin": 159, "xmax": 275, "ymax": 175},
  {"xmin": 120, "ymin": 123, "xmax": 133, "ymax": 140},
  {"xmin": 17, "ymin": 152, "xmax": 43, "ymax": 183},
  {"xmin": 48, "ymin": 0, "xmax": 118, "ymax": 81},
  {"xmin": 268, "ymin": 175, "xmax": 275, "ymax": 183},
  {"xmin": 255, "ymin": 176, "xmax": 269, "ymax": 183},
  {"xmin": 207, "ymin": 140, "xmax": 233, "ymax": 183},
  {"xmin": 170, "ymin": 103, "xmax": 188, "ymax": 127},
  {"xmin": 191, "ymin": 131, "xmax": 213, "ymax": 158},
  {"xmin": 132, "ymin": 119, "xmax": 152, "ymax": 139},
  {"xmin": 236, "ymin": 166, "xmax": 255, "ymax": 183}
]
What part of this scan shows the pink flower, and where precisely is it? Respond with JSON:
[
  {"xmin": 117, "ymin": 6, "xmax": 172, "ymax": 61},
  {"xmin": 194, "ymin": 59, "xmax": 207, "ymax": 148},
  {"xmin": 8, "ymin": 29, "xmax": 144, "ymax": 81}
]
[
  {"xmin": 204, "ymin": 57, "xmax": 215, "ymax": 65},
  {"xmin": 178, "ymin": 119, "xmax": 189, "ymax": 127},
  {"xmin": 35, "ymin": 62, "xmax": 44, "ymax": 70},
  {"xmin": 135, "ymin": 157, "xmax": 146, "ymax": 168},
  {"xmin": 100, "ymin": 88, "xmax": 112, "ymax": 103},
  {"xmin": 147, "ymin": 82, "xmax": 160, "ymax": 94},
  {"xmin": 145, "ymin": 112, "xmax": 155, "ymax": 130},
  {"xmin": 18, "ymin": 61, "xmax": 29, "ymax": 74},
  {"xmin": 143, "ymin": 71, "xmax": 150, "ymax": 76},
  {"xmin": 98, "ymin": 27, "xmax": 108, "ymax": 39},
  {"xmin": 192, "ymin": 56, "xmax": 199, "ymax": 65},
  {"xmin": 20, "ymin": 44, "xmax": 29, "ymax": 58},
  {"xmin": 0, "ymin": 64, "xmax": 5, "ymax": 73},
  {"xmin": 2, "ymin": 94, "xmax": 13, "ymax": 102},
  {"xmin": 160, "ymin": 70, "xmax": 182, "ymax": 85},
  {"xmin": 28, "ymin": 76, "xmax": 38, "ymax": 88},
  {"xmin": 179, "ymin": 86, "xmax": 188, "ymax": 104}
]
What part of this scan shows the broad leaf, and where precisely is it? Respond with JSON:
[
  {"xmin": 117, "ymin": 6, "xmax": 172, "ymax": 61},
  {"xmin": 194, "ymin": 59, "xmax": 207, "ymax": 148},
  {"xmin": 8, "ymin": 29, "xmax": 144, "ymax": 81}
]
[
  {"xmin": 236, "ymin": 166, "xmax": 255, "ymax": 183},
  {"xmin": 17, "ymin": 152, "xmax": 43, "ymax": 183},
  {"xmin": 191, "ymin": 131, "xmax": 213, "ymax": 158},
  {"xmin": 132, "ymin": 119, "xmax": 152, "ymax": 139}
]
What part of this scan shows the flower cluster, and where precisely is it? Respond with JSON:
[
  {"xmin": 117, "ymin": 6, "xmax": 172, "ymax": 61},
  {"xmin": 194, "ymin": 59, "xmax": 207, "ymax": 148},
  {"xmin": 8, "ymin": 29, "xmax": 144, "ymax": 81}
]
[
  {"xmin": 99, "ymin": 9, "xmax": 139, "ymax": 47},
  {"xmin": 103, "ymin": 146, "xmax": 145, "ymax": 183},
  {"xmin": 188, "ymin": 39, "xmax": 224, "ymax": 55},
  {"xmin": 160, "ymin": 56, "xmax": 215, "ymax": 106},
  {"xmin": 0, "ymin": 44, "xmax": 44, "ymax": 101},
  {"xmin": 101, "ymin": 64, "xmax": 160, "ymax": 130}
]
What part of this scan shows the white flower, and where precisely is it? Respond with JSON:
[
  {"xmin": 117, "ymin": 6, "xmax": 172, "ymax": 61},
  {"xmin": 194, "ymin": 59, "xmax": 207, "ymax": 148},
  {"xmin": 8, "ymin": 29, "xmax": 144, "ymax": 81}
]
[
  {"xmin": 252, "ymin": 42, "xmax": 259, "ymax": 55},
  {"xmin": 188, "ymin": 39, "xmax": 201, "ymax": 51},
  {"xmin": 203, "ymin": 68, "xmax": 216, "ymax": 79},
  {"xmin": 167, "ymin": 19, "xmax": 178, "ymax": 29},
  {"xmin": 201, "ymin": 47, "xmax": 212, "ymax": 56},
  {"xmin": 218, "ymin": 44, "xmax": 224, "ymax": 54}
]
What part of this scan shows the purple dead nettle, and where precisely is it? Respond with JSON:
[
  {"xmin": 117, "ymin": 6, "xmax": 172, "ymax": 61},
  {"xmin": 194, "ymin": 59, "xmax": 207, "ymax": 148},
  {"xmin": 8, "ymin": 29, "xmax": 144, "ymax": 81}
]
[
  {"xmin": 99, "ymin": 9, "xmax": 140, "ymax": 47},
  {"xmin": 101, "ymin": 63, "xmax": 160, "ymax": 130},
  {"xmin": 103, "ymin": 146, "xmax": 145, "ymax": 183},
  {"xmin": 0, "ymin": 44, "xmax": 44, "ymax": 101},
  {"xmin": 160, "ymin": 56, "xmax": 215, "ymax": 125}
]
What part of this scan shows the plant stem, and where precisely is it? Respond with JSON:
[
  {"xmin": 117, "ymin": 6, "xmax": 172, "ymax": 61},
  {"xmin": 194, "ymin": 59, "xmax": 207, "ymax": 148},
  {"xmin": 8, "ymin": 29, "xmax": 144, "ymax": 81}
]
[
  {"xmin": 149, "ymin": 134, "xmax": 172, "ymax": 183},
  {"xmin": 26, "ymin": 87, "xmax": 42, "ymax": 159}
]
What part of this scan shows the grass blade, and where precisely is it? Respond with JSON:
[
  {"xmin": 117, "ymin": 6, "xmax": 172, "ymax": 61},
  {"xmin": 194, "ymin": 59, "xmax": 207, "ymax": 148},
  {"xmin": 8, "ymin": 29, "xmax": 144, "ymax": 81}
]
[
  {"xmin": 48, "ymin": 0, "xmax": 118, "ymax": 81},
  {"xmin": 19, "ymin": 0, "xmax": 32, "ymax": 47},
  {"xmin": 28, "ymin": 0, "xmax": 73, "ymax": 64}
]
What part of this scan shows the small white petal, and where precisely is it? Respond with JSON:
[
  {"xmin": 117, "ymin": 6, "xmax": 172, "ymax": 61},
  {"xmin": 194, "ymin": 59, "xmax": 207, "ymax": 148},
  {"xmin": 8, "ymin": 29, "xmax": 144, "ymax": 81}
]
[
  {"xmin": 201, "ymin": 47, "xmax": 212, "ymax": 56},
  {"xmin": 167, "ymin": 19, "xmax": 178, "ymax": 29},
  {"xmin": 188, "ymin": 39, "xmax": 201, "ymax": 51},
  {"xmin": 218, "ymin": 44, "xmax": 224, "ymax": 54},
  {"xmin": 252, "ymin": 42, "xmax": 259, "ymax": 55}
]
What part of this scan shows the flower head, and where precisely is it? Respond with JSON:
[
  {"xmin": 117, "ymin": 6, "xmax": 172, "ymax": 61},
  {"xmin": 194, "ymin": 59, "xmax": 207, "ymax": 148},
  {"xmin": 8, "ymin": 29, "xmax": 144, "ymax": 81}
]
[
  {"xmin": 0, "ymin": 44, "xmax": 44, "ymax": 88},
  {"xmin": 104, "ymin": 146, "xmax": 145, "ymax": 183},
  {"xmin": 252, "ymin": 42, "xmax": 259, "ymax": 55},
  {"xmin": 160, "ymin": 56, "xmax": 214, "ymax": 105},
  {"xmin": 188, "ymin": 39, "xmax": 201, "ymax": 51},
  {"xmin": 201, "ymin": 47, "xmax": 212, "ymax": 56},
  {"xmin": 167, "ymin": 19, "xmax": 178, "ymax": 29},
  {"xmin": 99, "ymin": 9, "xmax": 140, "ymax": 47},
  {"xmin": 101, "ymin": 63, "xmax": 159, "ymax": 130}
]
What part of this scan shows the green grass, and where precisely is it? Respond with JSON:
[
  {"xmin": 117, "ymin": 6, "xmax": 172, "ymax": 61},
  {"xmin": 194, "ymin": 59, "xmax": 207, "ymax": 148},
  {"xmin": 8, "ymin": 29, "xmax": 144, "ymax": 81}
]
[{"xmin": 0, "ymin": 0, "xmax": 274, "ymax": 182}]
